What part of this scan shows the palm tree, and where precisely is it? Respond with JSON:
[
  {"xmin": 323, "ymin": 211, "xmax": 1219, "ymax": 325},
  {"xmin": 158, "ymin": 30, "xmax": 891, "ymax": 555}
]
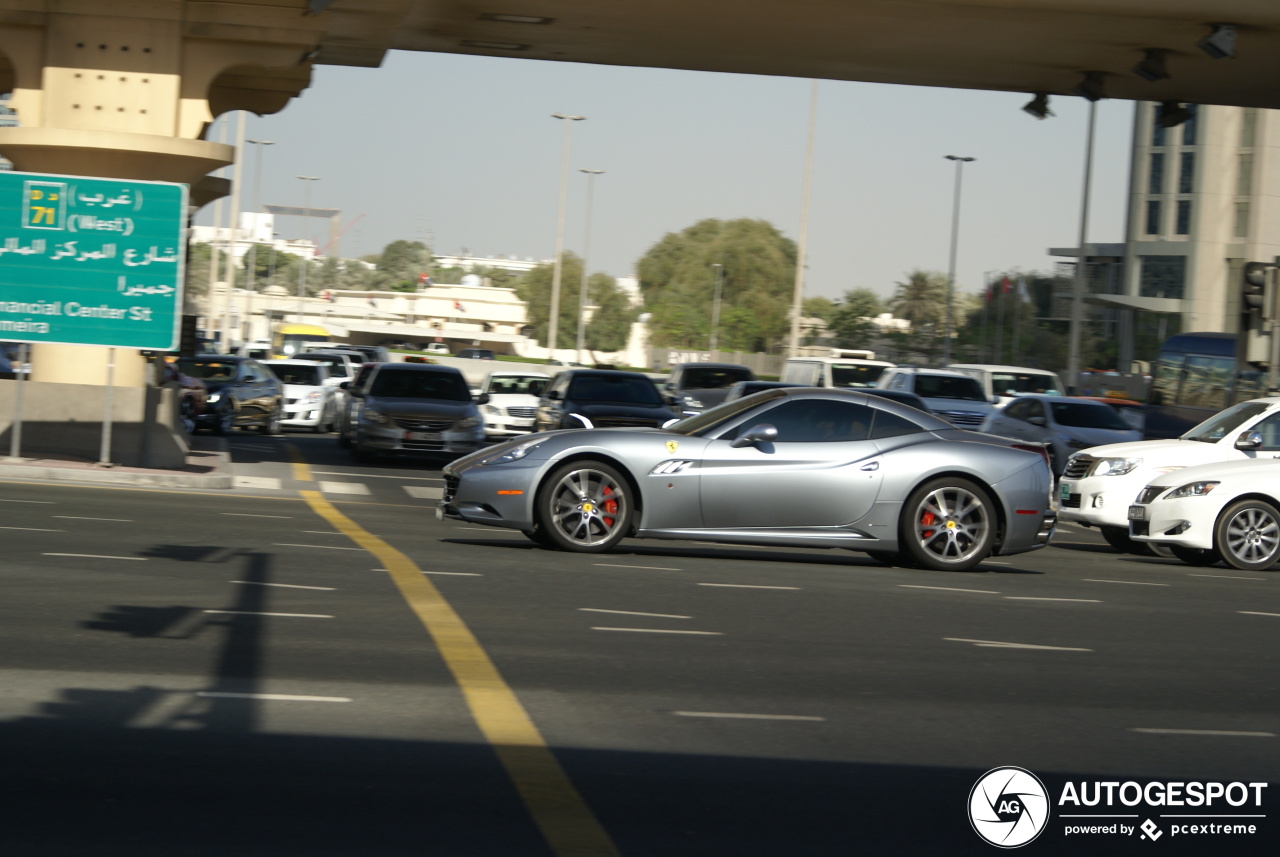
[{"xmin": 888, "ymin": 270, "xmax": 948, "ymax": 333}]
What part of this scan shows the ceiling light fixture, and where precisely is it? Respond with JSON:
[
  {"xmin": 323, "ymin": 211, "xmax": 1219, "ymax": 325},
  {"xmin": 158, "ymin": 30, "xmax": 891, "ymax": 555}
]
[
  {"xmin": 1073, "ymin": 72, "xmax": 1106, "ymax": 102},
  {"xmin": 1022, "ymin": 92, "xmax": 1054, "ymax": 120},
  {"xmin": 1157, "ymin": 101, "xmax": 1193, "ymax": 128},
  {"xmin": 479, "ymin": 13, "xmax": 554, "ymax": 24},
  {"xmin": 1198, "ymin": 23, "xmax": 1237, "ymax": 59},
  {"xmin": 1133, "ymin": 49, "xmax": 1170, "ymax": 82}
]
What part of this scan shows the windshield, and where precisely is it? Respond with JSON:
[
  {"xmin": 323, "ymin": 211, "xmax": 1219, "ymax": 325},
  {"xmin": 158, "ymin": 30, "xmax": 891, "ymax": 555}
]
[
  {"xmin": 486, "ymin": 375, "xmax": 548, "ymax": 395},
  {"xmin": 915, "ymin": 374, "xmax": 987, "ymax": 402},
  {"xmin": 1182, "ymin": 401, "xmax": 1272, "ymax": 442},
  {"xmin": 296, "ymin": 354, "xmax": 350, "ymax": 377},
  {"xmin": 993, "ymin": 372, "xmax": 1061, "ymax": 396},
  {"xmin": 830, "ymin": 364, "xmax": 887, "ymax": 388},
  {"xmin": 370, "ymin": 369, "xmax": 471, "ymax": 401},
  {"xmin": 177, "ymin": 359, "xmax": 238, "ymax": 382},
  {"xmin": 666, "ymin": 389, "xmax": 790, "ymax": 436},
  {"xmin": 568, "ymin": 375, "xmax": 663, "ymax": 405},
  {"xmin": 1050, "ymin": 402, "xmax": 1129, "ymax": 430},
  {"xmin": 267, "ymin": 364, "xmax": 323, "ymax": 386},
  {"xmin": 682, "ymin": 367, "xmax": 754, "ymax": 389}
]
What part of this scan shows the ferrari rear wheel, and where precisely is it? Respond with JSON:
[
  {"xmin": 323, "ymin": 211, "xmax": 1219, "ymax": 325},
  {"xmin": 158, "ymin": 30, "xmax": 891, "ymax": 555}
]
[
  {"xmin": 899, "ymin": 477, "xmax": 995, "ymax": 572},
  {"xmin": 537, "ymin": 460, "xmax": 633, "ymax": 553}
]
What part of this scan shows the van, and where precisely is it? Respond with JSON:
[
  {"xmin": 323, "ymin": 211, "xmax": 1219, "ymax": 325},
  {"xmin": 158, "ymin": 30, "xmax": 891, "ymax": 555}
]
[
  {"xmin": 945, "ymin": 363, "xmax": 1065, "ymax": 407},
  {"xmin": 780, "ymin": 356, "xmax": 895, "ymax": 389}
]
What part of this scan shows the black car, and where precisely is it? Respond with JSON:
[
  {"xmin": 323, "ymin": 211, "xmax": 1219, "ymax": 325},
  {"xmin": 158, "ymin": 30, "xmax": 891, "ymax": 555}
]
[
  {"xmin": 534, "ymin": 369, "xmax": 681, "ymax": 432},
  {"xmin": 664, "ymin": 362, "xmax": 756, "ymax": 415},
  {"xmin": 456, "ymin": 348, "xmax": 495, "ymax": 360},
  {"xmin": 176, "ymin": 355, "xmax": 284, "ymax": 435}
]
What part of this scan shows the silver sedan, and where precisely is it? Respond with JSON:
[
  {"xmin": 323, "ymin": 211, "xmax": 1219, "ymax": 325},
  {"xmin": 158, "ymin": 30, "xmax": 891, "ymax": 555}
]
[{"xmin": 440, "ymin": 388, "xmax": 1056, "ymax": 571}]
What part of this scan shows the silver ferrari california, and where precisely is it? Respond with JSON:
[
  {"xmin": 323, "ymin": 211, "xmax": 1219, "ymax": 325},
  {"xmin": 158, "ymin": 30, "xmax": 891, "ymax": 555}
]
[{"xmin": 439, "ymin": 387, "xmax": 1056, "ymax": 571}]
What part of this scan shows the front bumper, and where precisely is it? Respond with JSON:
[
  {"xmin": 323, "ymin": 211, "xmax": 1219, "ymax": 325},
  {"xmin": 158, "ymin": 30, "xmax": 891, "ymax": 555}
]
[
  {"xmin": 282, "ymin": 401, "xmax": 325, "ymax": 427},
  {"xmin": 1127, "ymin": 498, "xmax": 1216, "ymax": 550},
  {"xmin": 359, "ymin": 423, "xmax": 485, "ymax": 455},
  {"xmin": 1057, "ymin": 473, "xmax": 1146, "ymax": 528},
  {"xmin": 483, "ymin": 415, "xmax": 536, "ymax": 438},
  {"xmin": 438, "ymin": 457, "xmax": 544, "ymax": 530}
]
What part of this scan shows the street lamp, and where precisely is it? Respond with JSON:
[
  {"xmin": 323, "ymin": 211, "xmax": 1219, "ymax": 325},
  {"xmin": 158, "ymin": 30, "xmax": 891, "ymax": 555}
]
[
  {"xmin": 575, "ymin": 168, "xmax": 604, "ymax": 365},
  {"xmin": 548, "ymin": 113, "xmax": 585, "ymax": 361},
  {"xmin": 710, "ymin": 263, "xmax": 724, "ymax": 353},
  {"xmin": 296, "ymin": 175, "xmax": 319, "ymax": 323},
  {"xmin": 245, "ymin": 139, "xmax": 273, "ymax": 340},
  {"xmin": 942, "ymin": 155, "xmax": 975, "ymax": 364}
]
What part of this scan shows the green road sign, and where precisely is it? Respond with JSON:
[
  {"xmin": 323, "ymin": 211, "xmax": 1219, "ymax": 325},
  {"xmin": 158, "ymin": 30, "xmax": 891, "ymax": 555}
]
[{"xmin": 0, "ymin": 171, "xmax": 186, "ymax": 350}]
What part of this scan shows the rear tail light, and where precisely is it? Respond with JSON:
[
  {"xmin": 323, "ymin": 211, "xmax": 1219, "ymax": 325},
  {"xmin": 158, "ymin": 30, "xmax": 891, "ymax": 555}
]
[{"xmin": 1013, "ymin": 443, "xmax": 1051, "ymax": 468}]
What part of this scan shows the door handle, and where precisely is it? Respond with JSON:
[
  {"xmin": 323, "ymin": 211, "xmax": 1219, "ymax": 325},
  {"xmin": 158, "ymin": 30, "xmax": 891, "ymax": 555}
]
[{"xmin": 860, "ymin": 461, "xmax": 880, "ymax": 471}]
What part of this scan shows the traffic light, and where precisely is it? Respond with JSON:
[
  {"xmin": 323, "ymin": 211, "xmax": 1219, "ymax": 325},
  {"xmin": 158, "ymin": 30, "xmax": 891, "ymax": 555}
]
[{"xmin": 1242, "ymin": 262, "xmax": 1270, "ymax": 315}]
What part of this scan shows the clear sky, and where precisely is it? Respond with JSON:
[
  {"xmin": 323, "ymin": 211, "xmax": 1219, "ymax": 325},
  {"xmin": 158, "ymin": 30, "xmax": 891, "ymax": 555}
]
[{"xmin": 202, "ymin": 49, "xmax": 1137, "ymax": 303}]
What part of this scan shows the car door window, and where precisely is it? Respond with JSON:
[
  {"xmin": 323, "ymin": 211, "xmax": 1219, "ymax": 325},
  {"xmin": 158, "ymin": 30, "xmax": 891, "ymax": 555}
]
[
  {"xmin": 746, "ymin": 400, "xmax": 876, "ymax": 442},
  {"xmin": 1252, "ymin": 413, "xmax": 1280, "ymax": 451},
  {"xmin": 1003, "ymin": 400, "xmax": 1032, "ymax": 422}
]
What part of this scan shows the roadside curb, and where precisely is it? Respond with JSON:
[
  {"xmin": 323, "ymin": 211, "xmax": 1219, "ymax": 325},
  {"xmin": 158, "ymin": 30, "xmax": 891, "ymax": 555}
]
[{"xmin": 0, "ymin": 436, "xmax": 233, "ymax": 489}]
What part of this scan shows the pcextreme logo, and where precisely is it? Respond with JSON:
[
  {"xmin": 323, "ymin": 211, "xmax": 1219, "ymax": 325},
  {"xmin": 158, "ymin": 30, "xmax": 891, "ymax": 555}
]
[{"xmin": 968, "ymin": 767, "xmax": 1269, "ymax": 848}]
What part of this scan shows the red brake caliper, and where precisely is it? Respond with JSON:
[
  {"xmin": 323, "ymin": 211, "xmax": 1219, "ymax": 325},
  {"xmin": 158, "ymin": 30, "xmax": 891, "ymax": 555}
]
[
  {"xmin": 919, "ymin": 510, "xmax": 936, "ymax": 539},
  {"xmin": 602, "ymin": 485, "xmax": 618, "ymax": 527}
]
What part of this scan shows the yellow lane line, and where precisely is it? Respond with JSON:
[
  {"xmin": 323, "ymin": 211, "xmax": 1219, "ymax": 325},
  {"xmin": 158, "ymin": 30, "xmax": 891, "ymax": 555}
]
[
  {"xmin": 299, "ymin": 490, "xmax": 619, "ymax": 857},
  {"xmin": 285, "ymin": 444, "xmax": 313, "ymax": 482}
]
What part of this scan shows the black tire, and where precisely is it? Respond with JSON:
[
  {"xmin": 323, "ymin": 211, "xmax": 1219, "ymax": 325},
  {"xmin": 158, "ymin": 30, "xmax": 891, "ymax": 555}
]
[
  {"xmin": 1170, "ymin": 545, "xmax": 1222, "ymax": 567},
  {"xmin": 211, "ymin": 404, "xmax": 234, "ymax": 436},
  {"xmin": 898, "ymin": 477, "xmax": 996, "ymax": 572},
  {"xmin": 260, "ymin": 404, "xmax": 282, "ymax": 435},
  {"xmin": 865, "ymin": 550, "xmax": 909, "ymax": 567},
  {"xmin": 521, "ymin": 525, "xmax": 556, "ymax": 547},
  {"xmin": 352, "ymin": 435, "xmax": 378, "ymax": 463},
  {"xmin": 1099, "ymin": 525, "xmax": 1152, "ymax": 555},
  {"xmin": 1214, "ymin": 499, "xmax": 1280, "ymax": 571},
  {"xmin": 536, "ymin": 460, "xmax": 633, "ymax": 553}
]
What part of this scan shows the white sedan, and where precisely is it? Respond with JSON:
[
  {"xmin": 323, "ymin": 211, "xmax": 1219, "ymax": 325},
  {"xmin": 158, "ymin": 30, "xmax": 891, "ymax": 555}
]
[
  {"xmin": 263, "ymin": 359, "xmax": 339, "ymax": 432},
  {"xmin": 1128, "ymin": 458, "xmax": 1280, "ymax": 570},
  {"xmin": 477, "ymin": 369, "xmax": 550, "ymax": 439},
  {"xmin": 1058, "ymin": 397, "xmax": 1280, "ymax": 553}
]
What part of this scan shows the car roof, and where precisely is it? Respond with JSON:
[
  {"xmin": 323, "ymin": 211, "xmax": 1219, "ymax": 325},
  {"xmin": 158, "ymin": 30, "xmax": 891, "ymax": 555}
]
[
  {"xmin": 374, "ymin": 362, "xmax": 463, "ymax": 375},
  {"xmin": 486, "ymin": 369, "xmax": 549, "ymax": 377},
  {"xmin": 561, "ymin": 368, "xmax": 651, "ymax": 379}
]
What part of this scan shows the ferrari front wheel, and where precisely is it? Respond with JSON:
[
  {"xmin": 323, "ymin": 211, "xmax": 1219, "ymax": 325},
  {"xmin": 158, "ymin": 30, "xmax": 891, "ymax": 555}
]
[{"xmin": 537, "ymin": 460, "xmax": 633, "ymax": 553}]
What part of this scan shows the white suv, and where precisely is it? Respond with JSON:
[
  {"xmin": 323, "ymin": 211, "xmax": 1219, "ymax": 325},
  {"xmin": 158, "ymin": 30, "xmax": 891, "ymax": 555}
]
[
  {"xmin": 1059, "ymin": 397, "xmax": 1280, "ymax": 552},
  {"xmin": 876, "ymin": 367, "xmax": 997, "ymax": 428}
]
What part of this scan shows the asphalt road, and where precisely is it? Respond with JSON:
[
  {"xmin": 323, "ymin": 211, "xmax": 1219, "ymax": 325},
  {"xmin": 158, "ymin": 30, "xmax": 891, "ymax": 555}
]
[{"xmin": 1, "ymin": 430, "xmax": 1277, "ymax": 856}]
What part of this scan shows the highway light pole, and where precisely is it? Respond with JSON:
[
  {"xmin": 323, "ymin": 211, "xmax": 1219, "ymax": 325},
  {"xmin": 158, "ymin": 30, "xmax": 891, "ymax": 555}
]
[
  {"xmin": 245, "ymin": 138, "xmax": 273, "ymax": 341},
  {"xmin": 548, "ymin": 113, "xmax": 585, "ymax": 361},
  {"xmin": 296, "ymin": 175, "xmax": 319, "ymax": 324},
  {"xmin": 710, "ymin": 263, "xmax": 724, "ymax": 353},
  {"xmin": 576, "ymin": 168, "xmax": 604, "ymax": 365},
  {"xmin": 943, "ymin": 155, "xmax": 975, "ymax": 364}
]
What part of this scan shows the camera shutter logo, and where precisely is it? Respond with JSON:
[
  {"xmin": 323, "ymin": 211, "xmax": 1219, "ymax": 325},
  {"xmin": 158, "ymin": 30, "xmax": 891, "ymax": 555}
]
[{"xmin": 969, "ymin": 767, "xmax": 1050, "ymax": 848}]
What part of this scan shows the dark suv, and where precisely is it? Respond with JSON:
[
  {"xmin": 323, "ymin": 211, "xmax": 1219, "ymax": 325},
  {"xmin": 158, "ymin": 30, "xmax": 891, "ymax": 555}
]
[
  {"xmin": 664, "ymin": 362, "xmax": 756, "ymax": 415},
  {"xmin": 534, "ymin": 369, "xmax": 681, "ymax": 432}
]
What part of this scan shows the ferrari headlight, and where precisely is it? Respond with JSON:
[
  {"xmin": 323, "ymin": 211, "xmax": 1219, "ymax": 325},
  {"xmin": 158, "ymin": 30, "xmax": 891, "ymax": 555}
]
[
  {"xmin": 477, "ymin": 437, "xmax": 546, "ymax": 466},
  {"xmin": 1165, "ymin": 481, "xmax": 1219, "ymax": 499},
  {"xmin": 1091, "ymin": 457, "xmax": 1142, "ymax": 477}
]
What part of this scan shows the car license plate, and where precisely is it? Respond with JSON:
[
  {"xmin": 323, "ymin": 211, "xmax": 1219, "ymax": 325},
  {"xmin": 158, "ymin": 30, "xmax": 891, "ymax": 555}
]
[
  {"xmin": 1059, "ymin": 482, "xmax": 1072, "ymax": 502},
  {"xmin": 405, "ymin": 431, "xmax": 441, "ymax": 441},
  {"xmin": 1128, "ymin": 505, "xmax": 1147, "ymax": 521}
]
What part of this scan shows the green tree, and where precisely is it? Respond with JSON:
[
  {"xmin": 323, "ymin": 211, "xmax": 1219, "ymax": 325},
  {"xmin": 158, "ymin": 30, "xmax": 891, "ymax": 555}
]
[
  {"xmin": 802, "ymin": 296, "xmax": 837, "ymax": 322},
  {"xmin": 584, "ymin": 274, "xmax": 638, "ymax": 354},
  {"xmin": 888, "ymin": 270, "xmax": 948, "ymax": 331},
  {"xmin": 374, "ymin": 240, "xmax": 430, "ymax": 290},
  {"xmin": 636, "ymin": 218, "xmax": 797, "ymax": 352}
]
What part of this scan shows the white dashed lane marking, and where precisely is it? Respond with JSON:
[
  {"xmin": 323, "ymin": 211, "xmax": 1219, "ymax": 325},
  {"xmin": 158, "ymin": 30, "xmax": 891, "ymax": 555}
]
[
  {"xmin": 318, "ymin": 481, "xmax": 371, "ymax": 495},
  {"xmin": 404, "ymin": 485, "xmax": 444, "ymax": 500}
]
